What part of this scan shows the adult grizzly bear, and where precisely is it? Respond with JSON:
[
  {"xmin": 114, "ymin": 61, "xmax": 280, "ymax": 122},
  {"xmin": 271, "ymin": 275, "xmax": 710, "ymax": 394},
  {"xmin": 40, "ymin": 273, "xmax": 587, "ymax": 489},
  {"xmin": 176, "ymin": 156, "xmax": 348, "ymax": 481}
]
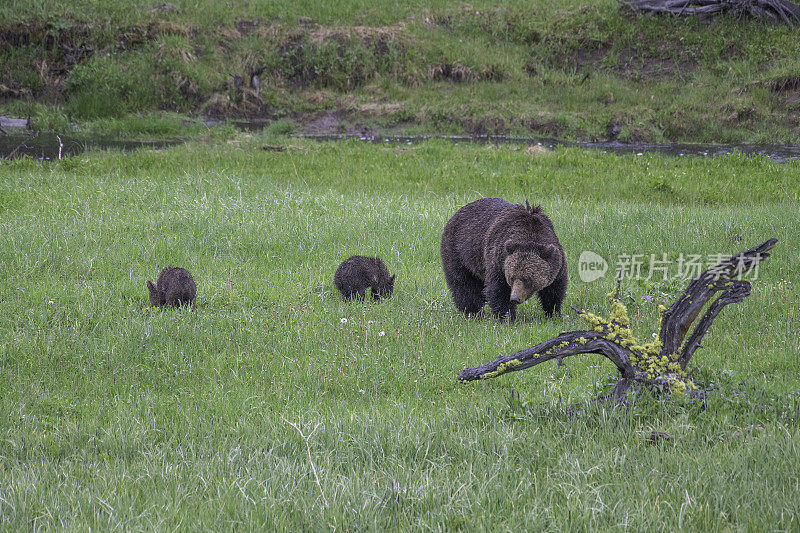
[
  {"xmin": 334, "ymin": 256, "xmax": 395, "ymax": 301},
  {"xmin": 441, "ymin": 197, "xmax": 567, "ymax": 322}
]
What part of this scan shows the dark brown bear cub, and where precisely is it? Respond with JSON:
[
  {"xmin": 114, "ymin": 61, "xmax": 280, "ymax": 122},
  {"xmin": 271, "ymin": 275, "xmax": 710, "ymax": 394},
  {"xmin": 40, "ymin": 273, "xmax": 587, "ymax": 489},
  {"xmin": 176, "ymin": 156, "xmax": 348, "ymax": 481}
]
[
  {"xmin": 334, "ymin": 256, "xmax": 395, "ymax": 301},
  {"xmin": 441, "ymin": 197, "xmax": 567, "ymax": 322},
  {"xmin": 147, "ymin": 267, "xmax": 197, "ymax": 309}
]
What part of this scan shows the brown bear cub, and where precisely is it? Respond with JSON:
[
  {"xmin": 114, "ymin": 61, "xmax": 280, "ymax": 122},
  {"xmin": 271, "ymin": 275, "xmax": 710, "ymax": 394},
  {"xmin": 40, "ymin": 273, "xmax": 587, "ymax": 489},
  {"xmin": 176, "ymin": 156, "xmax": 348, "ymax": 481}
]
[
  {"xmin": 441, "ymin": 197, "xmax": 567, "ymax": 322},
  {"xmin": 147, "ymin": 267, "xmax": 197, "ymax": 309},
  {"xmin": 334, "ymin": 256, "xmax": 395, "ymax": 301}
]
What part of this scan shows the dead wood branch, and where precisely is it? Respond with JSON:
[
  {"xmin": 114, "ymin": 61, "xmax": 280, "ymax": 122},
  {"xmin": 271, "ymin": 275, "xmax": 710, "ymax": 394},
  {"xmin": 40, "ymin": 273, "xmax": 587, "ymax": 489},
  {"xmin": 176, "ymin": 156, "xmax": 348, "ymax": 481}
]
[
  {"xmin": 622, "ymin": 0, "xmax": 800, "ymax": 28},
  {"xmin": 458, "ymin": 238, "xmax": 777, "ymax": 403}
]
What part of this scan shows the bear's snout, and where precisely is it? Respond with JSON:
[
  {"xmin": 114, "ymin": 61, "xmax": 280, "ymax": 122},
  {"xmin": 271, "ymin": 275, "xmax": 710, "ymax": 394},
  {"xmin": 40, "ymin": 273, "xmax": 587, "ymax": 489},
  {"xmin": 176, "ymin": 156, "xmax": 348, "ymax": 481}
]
[{"xmin": 509, "ymin": 279, "xmax": 533, "ymax": 304}]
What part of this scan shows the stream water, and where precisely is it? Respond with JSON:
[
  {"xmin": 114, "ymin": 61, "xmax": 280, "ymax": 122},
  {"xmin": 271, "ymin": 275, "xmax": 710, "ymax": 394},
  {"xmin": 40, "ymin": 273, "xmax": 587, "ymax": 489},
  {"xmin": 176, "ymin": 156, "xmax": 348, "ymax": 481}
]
[
  {"xmin": 0, "ymin": 132, "xmax": 183, "ymax": 160},
  {"xmin": 2, "ymin": 130, "xmax": 799, "ymax": 162},
  {"xmin": 296, "ymin": 133, "xmax": 800, "ymax": 162}
]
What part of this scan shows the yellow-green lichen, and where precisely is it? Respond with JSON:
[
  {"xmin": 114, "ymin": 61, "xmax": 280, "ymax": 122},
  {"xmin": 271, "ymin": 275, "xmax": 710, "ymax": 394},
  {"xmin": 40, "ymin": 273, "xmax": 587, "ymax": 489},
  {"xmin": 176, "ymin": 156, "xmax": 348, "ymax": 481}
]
[
  {"xmin": 661, "ymin": 373, "xmax": 694, "ymax": 395},
  {"xmin": 479, "ymin": 358, "xmax": 523, "ymax": 379},
  {"xmin": 578, "ymin": 287, "xmax": 694, "ymax": 391},
  {"xmin": 607, "ymin": 291, "xmax": 630, "ymax": 326}
]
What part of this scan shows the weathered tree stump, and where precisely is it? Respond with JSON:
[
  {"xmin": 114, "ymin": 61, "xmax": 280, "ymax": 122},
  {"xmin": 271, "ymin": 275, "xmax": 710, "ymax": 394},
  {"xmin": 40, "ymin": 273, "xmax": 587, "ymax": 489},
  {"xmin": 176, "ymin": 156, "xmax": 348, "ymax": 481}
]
[{"xmin": 458, "ymin": 239, "xmax": 777, "ymax": 404}]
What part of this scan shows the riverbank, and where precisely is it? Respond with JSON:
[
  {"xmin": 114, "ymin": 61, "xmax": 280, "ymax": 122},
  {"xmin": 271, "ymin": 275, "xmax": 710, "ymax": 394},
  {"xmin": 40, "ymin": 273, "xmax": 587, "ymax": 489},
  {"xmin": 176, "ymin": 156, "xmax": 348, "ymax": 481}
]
[{"xmin": 2, "ymin": 0, "xmax": 800, "ymax": 142}]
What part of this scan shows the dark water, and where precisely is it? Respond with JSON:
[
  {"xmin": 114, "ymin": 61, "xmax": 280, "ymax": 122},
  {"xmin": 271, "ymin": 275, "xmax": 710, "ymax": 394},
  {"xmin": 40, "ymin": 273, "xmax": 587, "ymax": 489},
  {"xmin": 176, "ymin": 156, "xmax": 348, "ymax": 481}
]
[
  {"xmin": 2, "ymin": 130, "xmax": 800, "ymax": 162},
  {"xmin": 0, "ymin": 132, "xmax": 183, "ymax": 161},
  {"xmin": 296, "ymin": 133, "xmax": 800, "ymax": 162}
]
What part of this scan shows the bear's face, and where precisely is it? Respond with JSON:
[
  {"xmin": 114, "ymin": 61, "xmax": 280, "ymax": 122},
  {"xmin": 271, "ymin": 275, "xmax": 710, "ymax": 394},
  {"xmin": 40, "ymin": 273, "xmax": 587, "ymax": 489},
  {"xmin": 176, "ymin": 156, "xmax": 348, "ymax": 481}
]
[
  {"xmin": 503, "ymin": 242, "xmax": 562, "ymax": 303},
  {"xmin": 147, "ymin": 280, "xmax": 165, "ymax": 307},
  {"xmin": 372, "ymin": 274, "xmax": 396, "ymax": 300}
]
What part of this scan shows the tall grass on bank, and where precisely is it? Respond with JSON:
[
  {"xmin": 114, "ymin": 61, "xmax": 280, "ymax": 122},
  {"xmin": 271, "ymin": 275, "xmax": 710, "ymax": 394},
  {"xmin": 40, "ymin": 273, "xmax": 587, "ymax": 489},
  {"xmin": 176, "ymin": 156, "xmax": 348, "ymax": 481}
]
[{"xmin": 0, "ymin": 137, "xmax": 798, "ymax": 529}]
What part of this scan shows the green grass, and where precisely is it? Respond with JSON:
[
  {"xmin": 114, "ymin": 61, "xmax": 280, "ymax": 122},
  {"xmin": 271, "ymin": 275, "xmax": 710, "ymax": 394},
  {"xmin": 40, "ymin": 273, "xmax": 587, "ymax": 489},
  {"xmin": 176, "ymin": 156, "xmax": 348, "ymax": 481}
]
[
  {"xmin": 2, "ymin": 1, "xmax": 800, "ymax": 142},
  {"xmin": 1, "ymin": 137, "xmax": 799, "ymax": 529}
]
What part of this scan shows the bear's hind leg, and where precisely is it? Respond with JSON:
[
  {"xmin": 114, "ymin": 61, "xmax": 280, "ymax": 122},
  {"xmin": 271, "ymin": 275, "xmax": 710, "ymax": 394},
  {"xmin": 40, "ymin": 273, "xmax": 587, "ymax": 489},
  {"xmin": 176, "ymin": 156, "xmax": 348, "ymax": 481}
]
[{"xmin": 448, "ymin": 268, "xmax": 486, "ymax": 316}]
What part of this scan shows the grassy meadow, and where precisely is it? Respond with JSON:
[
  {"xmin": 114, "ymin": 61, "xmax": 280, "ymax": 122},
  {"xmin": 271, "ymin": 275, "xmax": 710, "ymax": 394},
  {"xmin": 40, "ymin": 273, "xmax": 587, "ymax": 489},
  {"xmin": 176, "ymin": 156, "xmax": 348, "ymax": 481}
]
[{"xmin": 1, "ymin": 137, "xmax": 800, "ymax": 529}]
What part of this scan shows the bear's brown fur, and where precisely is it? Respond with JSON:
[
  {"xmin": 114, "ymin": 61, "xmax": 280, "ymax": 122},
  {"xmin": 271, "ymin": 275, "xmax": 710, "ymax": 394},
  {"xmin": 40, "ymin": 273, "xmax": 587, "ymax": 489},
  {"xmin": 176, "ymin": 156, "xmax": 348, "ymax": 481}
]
[
  {"xmin": 441, "ymin": 197, "xmax": 567, "ymax": 321},
  {"xmin": 334, "ymin": 256, "xmax": 395, "ymax": 301},
  {"xmin": 147, "ymin": 267, "xmax": 197, "ymax": 309}
]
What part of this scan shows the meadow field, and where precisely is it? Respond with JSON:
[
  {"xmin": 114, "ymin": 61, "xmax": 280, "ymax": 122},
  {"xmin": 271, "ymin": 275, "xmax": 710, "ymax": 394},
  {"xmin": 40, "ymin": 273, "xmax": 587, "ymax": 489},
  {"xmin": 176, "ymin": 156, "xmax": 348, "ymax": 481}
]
[{"xmin": 0, "ymin": 136, "xmax": 799, "ymax": 529}]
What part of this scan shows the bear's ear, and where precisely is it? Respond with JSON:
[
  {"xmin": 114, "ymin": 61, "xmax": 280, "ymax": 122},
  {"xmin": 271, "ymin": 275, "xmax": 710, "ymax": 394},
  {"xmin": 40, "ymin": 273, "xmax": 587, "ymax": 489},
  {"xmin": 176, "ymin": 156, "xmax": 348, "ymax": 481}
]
[
  {"xmin": 504, "ymin": 239, "xmax": 518, "ymax": 255},
  {"xmin": 536, "ymin": 243, "xmax": 556, "ymax": 257},
  {"xmin": 542, "ymin": 244, "xmax": 563, "ymax": 265}
]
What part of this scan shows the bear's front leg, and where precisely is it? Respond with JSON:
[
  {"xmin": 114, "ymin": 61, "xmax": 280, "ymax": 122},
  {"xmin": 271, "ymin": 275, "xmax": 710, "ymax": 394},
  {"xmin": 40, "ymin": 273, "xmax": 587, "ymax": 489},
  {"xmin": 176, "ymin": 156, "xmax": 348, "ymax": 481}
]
[
  {"xmin": 537, "ymin": 264, "xmax": 568, "ymax": 317},
  {"xmin": 484, "ymin": 269, "xmax": 517, "ymax": 322}
]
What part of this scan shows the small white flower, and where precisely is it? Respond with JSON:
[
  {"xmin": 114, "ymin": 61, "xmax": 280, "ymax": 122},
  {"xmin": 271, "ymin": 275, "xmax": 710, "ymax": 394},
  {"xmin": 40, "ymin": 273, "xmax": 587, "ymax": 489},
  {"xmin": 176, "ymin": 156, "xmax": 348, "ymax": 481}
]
[
  {"xmin": 340, "ymin": 318, "xmax": 347, "ymax": 324},
  {"xmin": 48, "ymin": 300, "xmax": 54, "ymax": 304},
  {"xmin": 379, "ymin": 331, "xmax": 385, "ymax": 337}
]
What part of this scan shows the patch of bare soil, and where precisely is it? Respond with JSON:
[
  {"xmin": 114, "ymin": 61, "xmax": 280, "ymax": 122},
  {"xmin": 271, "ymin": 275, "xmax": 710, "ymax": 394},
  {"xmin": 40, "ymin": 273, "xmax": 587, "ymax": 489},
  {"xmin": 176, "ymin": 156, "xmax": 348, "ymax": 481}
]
[
  {"xmin": 301, "ymin": 110, "xmax": 350, "ymax": 134},
  {"xmin": 616, "ymin": 49, "xmax": 697, "ymax": 79},
  {"xmin": 547, "ymin": 45, "xmax": 608, "ymax": 72},
  {"xmin": 550, "ymin": 44, "xmax": 697, "ymax": 80},
  {"xmin": 428, "ymin": 63, "xmax": 476, "ymax": 83},
  {"xmin": 356, "ymin": 102, "xmax": 403, "ymax": 114},
  {"xmin": 427, "ymin": 62, "xmax": 507, "ymax": 83},
  {"xmin": 461, "ymin": 115, "xmax": 509, "ymax": 135},
  {"xmin": 522, "ymin": 115, "xmax": 563, "ymax": 137},
  {"xmin": 570, "ymin": 47, "xmax": 610, "ymax": 70},
  {"xmin": 770, "ymin": 75, "xmax": 800, "ymax": 109},
  {"xmin": 235, "ymin": 19, "xmax": 259, "ymax": 35},
  {"xmin": 771, "ymin": 75, "xmax": 800, "ymax": 92}
]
